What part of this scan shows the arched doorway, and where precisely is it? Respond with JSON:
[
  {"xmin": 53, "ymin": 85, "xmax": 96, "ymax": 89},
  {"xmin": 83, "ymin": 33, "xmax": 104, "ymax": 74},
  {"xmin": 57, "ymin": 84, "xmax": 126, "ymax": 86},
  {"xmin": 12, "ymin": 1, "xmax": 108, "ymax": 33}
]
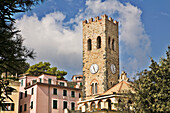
[
  {"xmin": 85, "ymin": 103, "xmax": 88, "ymax": 111},
  {"xmin": 106, "ymin": 99, "xmax": 112, "ymax": 110},
  {"xmin": 90, "ymin": 102, "xmax": 95, "ymax": 111},
  {"xmin": 98, "ymin": 100, "xmax": 102, "ymax": 110}
]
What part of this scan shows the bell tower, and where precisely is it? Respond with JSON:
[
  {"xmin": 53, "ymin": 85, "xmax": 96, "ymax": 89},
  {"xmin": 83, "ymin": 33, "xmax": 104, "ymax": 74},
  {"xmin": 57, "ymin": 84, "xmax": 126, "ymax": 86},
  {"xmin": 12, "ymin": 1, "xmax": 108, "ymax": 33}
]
[{"xmin": 82, "ymin": 14, "xmax": 119, "ymax": 99}]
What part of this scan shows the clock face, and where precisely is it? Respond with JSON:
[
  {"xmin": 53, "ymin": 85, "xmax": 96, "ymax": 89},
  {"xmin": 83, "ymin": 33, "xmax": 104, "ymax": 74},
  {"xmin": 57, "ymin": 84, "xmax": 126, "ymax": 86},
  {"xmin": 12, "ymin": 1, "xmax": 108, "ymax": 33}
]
[
  {"xmin": 111, "ymin": 64, "xmax": 116, "ymax": 74},
  {"xmin": 90, "ymin": 64, "xmax": 99, "ymax": 74}
]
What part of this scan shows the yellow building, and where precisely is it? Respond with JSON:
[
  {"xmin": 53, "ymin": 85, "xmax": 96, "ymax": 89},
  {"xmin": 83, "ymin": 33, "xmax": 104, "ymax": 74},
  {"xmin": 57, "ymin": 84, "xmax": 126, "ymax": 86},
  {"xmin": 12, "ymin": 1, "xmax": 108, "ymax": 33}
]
[{"xmin": 1, "ymin": 81, "xmax": 20, "ymax": 113}]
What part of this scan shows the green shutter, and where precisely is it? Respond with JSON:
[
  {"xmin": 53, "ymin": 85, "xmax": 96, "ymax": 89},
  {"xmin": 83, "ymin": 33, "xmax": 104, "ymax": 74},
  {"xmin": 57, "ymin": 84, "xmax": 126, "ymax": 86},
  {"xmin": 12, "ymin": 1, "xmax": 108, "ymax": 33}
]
[
  {"xmin": 80, "ymin": 82, "xmax": 82, "ymax": 86},
  {"xmin": 21, "ymin": 80, "xmax": 23, "ymax": 86},
  {"xmin": 48, "ymin": 79, "xmax": 51, "ymax": 84},
  {"xmin": 53, "ymin": 88, "xmax": 57, "ymax": 95},
  {"xmin": 71, "ymin": 91, "xmax": 75, "ymax": 97},
  {"xmin": 53, "ymin": 100, "xmax": 57, "ymax": 109},
  {"xmin": 32, "ymin": 88, "xmax": 34, "ymax": 95},
  {"xmin": 60, "ymin": 82, "xmax": 64, "ymax": 86},
  {"xmin": 24, "ymin": 104, "xmax": 27, "ymax": 111},
  {"xmin": 25, "ymin": 91, "xmax": 27, "ymax": 97},
  {"xmin": 11, "ymin": 103, "xmax": 14, "ymax": 111},
  {"xmin": 63, "ymin": 90, "xmax": 67, "ymax": 96},
  {"xmin": 20, "ymin": 105, "xmax": 22, "ymax": 112},
  {"xmin": 2, "ymin": 103, "xmax": 5, "ymax": 111},
  {"xmin": 63, "ymin": 101, "xmax": 67, "ymax": 109},
  {"xmin": 40, "ymin": 78, "xmax": 42, "ymax": 83},
  {"xmin": 71, "ymin": 102, "xmax": 75, "ymax": 110},
  {"xmin": 31, "ymin": 101, "xmax": 33, "ymax": 109}
]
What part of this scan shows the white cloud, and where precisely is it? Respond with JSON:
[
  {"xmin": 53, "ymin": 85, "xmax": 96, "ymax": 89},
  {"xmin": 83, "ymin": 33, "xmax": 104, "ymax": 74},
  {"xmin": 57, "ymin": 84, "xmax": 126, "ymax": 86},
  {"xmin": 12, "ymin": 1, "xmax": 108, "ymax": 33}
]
[
  {"xmin": 79, "ymin": 0, "xmax": 151, "ymax": 76},
  {"xmin": 16, "ymin": 12, "xmax": 83, "ymax": 79},
  {"xmin": 16, "ymin": 0, "xmax": 151, "ymax": 79}
]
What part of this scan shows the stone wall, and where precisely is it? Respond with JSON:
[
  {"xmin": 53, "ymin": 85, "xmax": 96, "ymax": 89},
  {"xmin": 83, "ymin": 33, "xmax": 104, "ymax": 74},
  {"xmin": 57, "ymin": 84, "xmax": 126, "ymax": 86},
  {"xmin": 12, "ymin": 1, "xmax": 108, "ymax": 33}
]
[{"xmin": 82, "ymin": 14, "xmax": 119, "ymax": 99}]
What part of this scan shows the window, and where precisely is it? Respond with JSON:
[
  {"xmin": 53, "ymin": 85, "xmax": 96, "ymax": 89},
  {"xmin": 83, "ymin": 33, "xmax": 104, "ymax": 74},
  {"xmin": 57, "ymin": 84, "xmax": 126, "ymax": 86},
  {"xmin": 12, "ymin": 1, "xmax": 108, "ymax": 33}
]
[
  {"xmin": 24, "ymin": 104, "xmax": 27, "ymax": 111},
  {"xmin": 39, "ymin": 78, "xmax": 42, "ymax": 83},
  {"xmin": 25, "ymin": 90, "xmax": 27, "ymax": 97},
  {"xmin": 20, "ymin": 105, "xmax": 22, "ymax": 112},
  {"xmin": 95, "ymin": 83, "xmax": 97, "ymax": 94},
  {"xmin": 92, "ymin": 83, "xmax": 94, "ymax": 94},
  {"xmin": 91, "ymin": 82, "xmax": 98, "ymax": 95},
  {"xmin": 63, "ymin": 90, "xmax": 67, "ymax": 96},
  {"xmin": 31, "ymin": 101, "xmax": 33, "ymax": 109},
  {"xmin": 53, "ymin": 100, "xmax": 57, "ymax": 109},
  {"xmin": 63, "ymin": 101, "xmax": 67, "ymax": 109},
  {"xmin": 31, "ymin": 88, "xmax": 34, "ymax": 95},
  {"xmin": 71, "ymin": 91, "xmax": 75, "ymax": 97},
  {"xmin": 87, "ymin": 39, "xmax": 92, "ymax": 50},
  {"xmin": 53, "ymin": 88, "xmax": 57, "ymax": 95},
  {"xmin": 48, "ymin": 78, "xmax": 52, "ymax": 84},
  {"xmin": 2, "ymin": 103, "xmax": 14, "ymax": 111},
  {"xmin": 108, "ymin": 37, "xmax": 111, "ymax": 49},
  {"xmin": 112, "ymin": 39, "xmax": 114, "ymax": 50},
  {"xmin": 79, "ymin": 93, "xmax": 81, "ymax": 98},
  {"xmin": 60, "ymin": 82, "xmax": 64, "ymax": 86},
  {"xmin": 21, "ymin": 80, "xmax": 23, "ymax": 86},
  {"xmin": 80, "ymin": 82, "xmax": 82, "ymax": 86},
  {"xmin": 20, "ymin": 92, "xmax": 23, "ymax": 99},
  {"xmin": 71, "ymin": 102, "xmax": 75, "ymax": 110},
  {"xmin": 97, "ymin": 36, "xmax": 101, "ymax": 49},
  {"xmin": 33, "ymin": 80, "xmax": 37, "ymax": 84}
]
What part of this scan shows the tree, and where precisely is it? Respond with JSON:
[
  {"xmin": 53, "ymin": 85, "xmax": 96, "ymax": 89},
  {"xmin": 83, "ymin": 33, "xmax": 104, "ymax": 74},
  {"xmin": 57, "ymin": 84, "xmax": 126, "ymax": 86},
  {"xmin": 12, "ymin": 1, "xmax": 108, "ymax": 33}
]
[
  {"xmin": 26, "ymin": 62, "xmax": 67, "ymax": 79},
  {"xmin": 0, "ymin": 0, "xmax": 43, "ymax": 109},
  {"xmin": 0, "ymin": 79, "xmax": 16, "ymax": 109},
  {"xmin": 131, "ymin": 47, "xmax": 170, "ymax": 113},
  {"xmin": 0, "ymin": 0, "xmax": 44, "ymax": 76}
]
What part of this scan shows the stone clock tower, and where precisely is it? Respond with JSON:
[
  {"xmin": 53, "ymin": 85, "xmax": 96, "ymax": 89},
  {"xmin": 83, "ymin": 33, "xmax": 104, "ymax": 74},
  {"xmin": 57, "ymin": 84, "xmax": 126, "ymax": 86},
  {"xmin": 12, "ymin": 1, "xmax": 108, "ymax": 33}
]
[{"xmin": 82, "ymin": 14, "xmax": 119, "ymax": 99}]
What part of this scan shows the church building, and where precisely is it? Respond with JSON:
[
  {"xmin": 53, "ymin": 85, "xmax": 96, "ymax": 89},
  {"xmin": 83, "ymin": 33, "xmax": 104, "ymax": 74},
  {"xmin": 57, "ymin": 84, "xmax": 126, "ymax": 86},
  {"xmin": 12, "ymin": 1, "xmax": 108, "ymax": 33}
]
[{"xmin": 76, "ymin": 14, "xmax": 133, "ymax": 112}]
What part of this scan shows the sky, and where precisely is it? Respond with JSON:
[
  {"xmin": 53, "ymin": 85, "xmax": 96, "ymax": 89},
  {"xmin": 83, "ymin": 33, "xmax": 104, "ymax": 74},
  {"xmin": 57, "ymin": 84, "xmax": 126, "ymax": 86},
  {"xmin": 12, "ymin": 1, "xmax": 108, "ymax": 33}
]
[{"xmin": 15, "ymin": 0, "xmax": 170, "ymax": 80}]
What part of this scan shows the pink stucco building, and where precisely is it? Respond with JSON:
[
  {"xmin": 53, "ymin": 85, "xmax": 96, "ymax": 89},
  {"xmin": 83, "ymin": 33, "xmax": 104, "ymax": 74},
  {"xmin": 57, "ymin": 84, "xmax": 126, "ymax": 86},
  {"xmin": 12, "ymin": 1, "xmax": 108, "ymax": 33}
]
[
  {"xmin": 71, "ymin": 75, "xmax": 83, "ymax": 88},
  {"xmin": 19, "ymin": 74, "xmax": 81, "ymax": 113}
]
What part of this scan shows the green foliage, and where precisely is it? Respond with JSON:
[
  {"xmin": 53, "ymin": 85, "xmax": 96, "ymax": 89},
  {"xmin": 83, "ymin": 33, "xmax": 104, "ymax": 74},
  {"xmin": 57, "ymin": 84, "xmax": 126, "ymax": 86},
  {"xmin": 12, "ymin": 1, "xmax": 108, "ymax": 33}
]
[
  {"xmin": 0, "ymin": 79, "xmax": 16, "ymax": 109},
  {"xmin": 0, "ymin": 0, "xmax": 44, "ymax": 30},
  {"xmin": 132, "ymin": 47, "xmax": 170, "ymax": 113},
  {"xmin": 0, "ymin": 0, "xmax": 43, "ymax": 109},
  {"xmin": 27, "ymin": 62, "xmax": 67, "ymax": 79},
  {"xmin": 0, "ymin": 0, "xmax": 44, "ymax": 76}
]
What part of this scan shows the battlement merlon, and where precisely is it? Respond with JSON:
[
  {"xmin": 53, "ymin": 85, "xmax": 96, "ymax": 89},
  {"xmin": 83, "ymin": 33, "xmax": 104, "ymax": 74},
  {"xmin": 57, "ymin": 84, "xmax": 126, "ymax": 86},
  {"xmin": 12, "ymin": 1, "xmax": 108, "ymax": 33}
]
[{"xmin": 82, "ymin": 14, "xmax": 118, "ymax": 25}]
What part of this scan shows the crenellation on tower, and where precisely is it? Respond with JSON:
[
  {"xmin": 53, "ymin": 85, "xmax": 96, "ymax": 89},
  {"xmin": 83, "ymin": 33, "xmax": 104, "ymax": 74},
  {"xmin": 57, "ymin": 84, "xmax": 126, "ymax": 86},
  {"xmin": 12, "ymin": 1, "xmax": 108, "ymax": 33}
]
[
  {"xmin": 94, "ymin": 16, "xmax": 99, "ymax": 21},
  {"xmin": 88, "ymin": 18, "xmax": 93, "ymax": 23},
  {"xmin": 82, "ymin": 14, "xmax": 118, "ymax": 25},
  {"xmin": 109, "ymin": 17, "xmax": 113, "ymax": 22}
]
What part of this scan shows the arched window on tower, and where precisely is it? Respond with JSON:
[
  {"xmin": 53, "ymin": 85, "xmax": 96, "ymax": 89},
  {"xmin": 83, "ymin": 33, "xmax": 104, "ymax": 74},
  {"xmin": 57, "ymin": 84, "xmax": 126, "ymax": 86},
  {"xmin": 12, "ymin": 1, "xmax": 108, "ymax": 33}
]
[
  {"xmin": 88, "ymin": 39, "xmax": 92, "ymax": 50},
  {"xmin": 95, "ymin": 83, "xmax": 97, "ymax": 94},
  {"xmin": 112, "ymin": 39, "xmax": 114, "ymax": 50},
  {"xmin": 108, "ymin": 37, "xmax": 111, "ymax": 49},
  {"xmin": 92, "ymin": 83, "xmax": 94, "ymax": 94},
  {"xmin": 91, "ymin": 82, "xmax": 98, "ymax": 95},
  {"xmin": 97, "ymin": 36, "xmax": 101, "ymax": 49}
]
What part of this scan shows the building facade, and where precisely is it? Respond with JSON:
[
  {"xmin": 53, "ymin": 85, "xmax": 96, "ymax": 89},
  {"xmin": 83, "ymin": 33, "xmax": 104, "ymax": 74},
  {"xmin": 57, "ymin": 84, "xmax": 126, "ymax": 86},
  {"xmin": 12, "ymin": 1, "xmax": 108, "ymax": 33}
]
[
  {"xmin": 78, "ymin": 72, "xmax": 133, "ymax": 112},
  {"xmin": 1, "ymin": 81, "xmax": 20, "ymax": 113},
  {"xmin": 19, "ymin": 74, "xmax": 81, "ymax": 113},
  {"xmin": 71, "ymin": 75, "xmax": 83, "ymax": 88},
  {"xmin": 82, "ymin": 14, "xmax": 119, "ymax": 99}
]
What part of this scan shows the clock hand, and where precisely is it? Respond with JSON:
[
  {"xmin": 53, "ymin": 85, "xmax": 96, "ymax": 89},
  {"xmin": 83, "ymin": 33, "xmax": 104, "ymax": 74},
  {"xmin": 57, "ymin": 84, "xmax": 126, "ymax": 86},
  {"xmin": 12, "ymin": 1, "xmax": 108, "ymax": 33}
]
[{"xmin": 93, "ymin": 66, "xmax": 95, "ymax": 72}]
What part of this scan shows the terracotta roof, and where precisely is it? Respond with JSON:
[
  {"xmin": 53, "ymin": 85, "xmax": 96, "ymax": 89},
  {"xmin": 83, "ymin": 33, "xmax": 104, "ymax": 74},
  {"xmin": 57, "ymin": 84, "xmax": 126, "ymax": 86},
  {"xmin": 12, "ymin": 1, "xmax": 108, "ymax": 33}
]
[
  {"xmin": 101, "ymin": 80, "xmax": 134, "ymax": 95},
  {"xmin": 71, "ymin": 75, "xmax": 83, "ymax": 80}
]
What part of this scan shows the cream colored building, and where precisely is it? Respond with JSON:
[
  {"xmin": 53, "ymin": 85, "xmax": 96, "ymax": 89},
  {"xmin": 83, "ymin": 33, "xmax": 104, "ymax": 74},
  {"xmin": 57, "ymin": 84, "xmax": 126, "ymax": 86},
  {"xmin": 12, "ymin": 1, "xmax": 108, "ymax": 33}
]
[
  {"xmin": 1, "ymin": 81, "xmax": 20, "ymax": 113},
  {"xmin": 78, "ymin": 71, "xmax": 133, "ymax": 112}
]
